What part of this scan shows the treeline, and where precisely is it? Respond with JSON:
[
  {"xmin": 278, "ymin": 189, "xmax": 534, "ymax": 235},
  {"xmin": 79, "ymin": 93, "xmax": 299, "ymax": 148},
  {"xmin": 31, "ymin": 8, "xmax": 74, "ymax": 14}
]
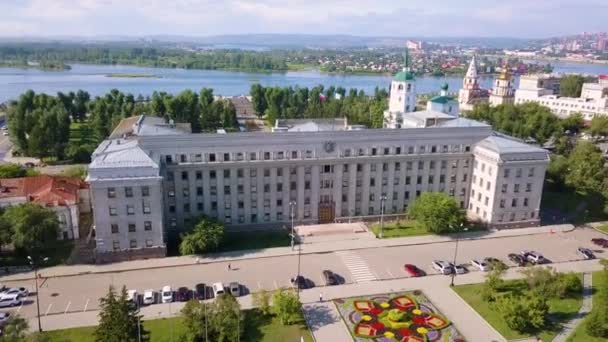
[
  {"xmin": 0, "ymin": 45, "xmax": 288, "ymax": 72},
  {"xmin": 250, "ymin": 84, "xmax": 388, "ymax": 128},
  {"xmin": 7, "ymin": 88, "xmax": 239, "ymax": 162}
]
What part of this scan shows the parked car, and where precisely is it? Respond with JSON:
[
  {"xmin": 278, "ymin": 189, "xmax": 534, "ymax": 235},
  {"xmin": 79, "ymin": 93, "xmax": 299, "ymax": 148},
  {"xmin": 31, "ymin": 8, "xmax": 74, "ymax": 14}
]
[
  {"xmin": 229, "ymin": 282, "xmax": 240, "ymax": 297},
  {"xmin": 525, "ymin": 251, "xmax": 546, "ymax": 264},
  {"xmin": 194, "ymin": 283, "xmax": 206, "ymax": 300},
  {"xmin": 142, "ymin": 289, "xmax": 156, "ymax": 305},
  {"xmin": 592, "ymin": 238, "xmax": 608, "ymax": 248},
  {"xmin": 212, "ymin": 282, "xmax": 225, "ymax": 297},
  {"xmin": 470, "ymin": 259, "xmax": 490, "ymax": 272},
  {"xmin": 127, "ymin": 290, "xmax": 138, "ymax": 303},
  {"xmin": 577, "ymin": 247, "xmax": 595, "ymax": 260},
  {"xmin": 322, "ymin": 270, "xmax": 338, "ymax": 285},
  {"xmin": 291, "ymin": 275, "xmax": 311, "ymax": 289},
  {"xmin": 431, "ymin": 260, "xmax": 453, "ymax": 275},
  {"xmin": 451, "ymin": 264, "xmax": 468, "ymax": 274},
  {"xmin": 1, "ymin": 287, "xmax": 28, "ymax": 298},
  {"xmin": 0, "ymin": 312, "xmax": 10, "ymax": 325},
  {"xmin": 508, "ymin": 253, "xmax": 526, "ymax": 266},
  {"xmin": 161, "ymin": 286, "xmax": 173, "ymax": 303},
  {"xmin": 0, "ymin": 294, "xmax": 22, "ymax": 308},
  {"xmin": 176, "ymin": 287, "xmax": 190, "ymax": 302},
  {"xmin": 403, "ymin": 264, "xmax": 425, "ymax": 277},
  {"xmin": 484, "ymin": 257, "xmax": 507, "ymax": 270}
]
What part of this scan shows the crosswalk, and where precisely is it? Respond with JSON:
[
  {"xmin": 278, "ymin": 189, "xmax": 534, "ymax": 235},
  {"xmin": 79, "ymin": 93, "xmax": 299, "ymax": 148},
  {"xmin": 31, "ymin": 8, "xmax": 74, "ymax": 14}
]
[{"xmin": 337, "ymin": 250, "xmax": 377, "ymax": 282}]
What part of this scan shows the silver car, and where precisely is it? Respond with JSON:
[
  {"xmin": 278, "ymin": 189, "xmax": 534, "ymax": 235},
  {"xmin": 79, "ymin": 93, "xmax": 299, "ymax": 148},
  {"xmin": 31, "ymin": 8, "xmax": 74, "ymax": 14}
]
[{"xmin": 432, "ymin": 260, "xmax": 453, "ymax": 275}]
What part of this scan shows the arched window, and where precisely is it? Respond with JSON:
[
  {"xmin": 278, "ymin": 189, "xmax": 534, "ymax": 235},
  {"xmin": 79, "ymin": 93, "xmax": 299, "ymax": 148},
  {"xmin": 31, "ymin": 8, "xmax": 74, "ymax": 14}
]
[
  {"xmin": 407, "ymin": 84, "xmax": 411, "ymax": 91},
  {"xmin": 398, "ymin": 84, "xmax": 404, "ymax": 90}
]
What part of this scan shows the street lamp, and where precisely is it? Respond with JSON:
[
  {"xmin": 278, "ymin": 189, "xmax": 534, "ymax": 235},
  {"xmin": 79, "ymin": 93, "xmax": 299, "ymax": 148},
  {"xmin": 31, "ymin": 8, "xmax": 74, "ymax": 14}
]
[
  {"xmin": 289, "ymin": 201, "xmax": 296, "ymax": 251},
  {"xmin": 27, "ymin": 255, "xmax": 49, "ymax": 332},
  {"xmin": 379, "ymin": 196, "xmax": 387, "ymax": 238},
  {"xmin": 450, "ymin": 223, "xmax": 467, "ymax": 287}
]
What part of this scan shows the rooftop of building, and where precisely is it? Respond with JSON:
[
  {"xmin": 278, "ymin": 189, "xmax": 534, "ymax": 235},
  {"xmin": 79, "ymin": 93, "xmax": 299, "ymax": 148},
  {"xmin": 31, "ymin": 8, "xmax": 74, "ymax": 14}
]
[
  {"xmin": 91, "ymin": 138, "xmax": 158, "ymax": 169},
  {"xmin": 109, "ymin": 115, "xmax": 191, "ymax": 139},
  {"xmin": 393, "ymin": 70, "xmax": 415, "ymax": 82},
  {"xmin": 429, "ymin": 95, "xmax": 455, "ymax": 104},
  {"xmin": 0, "ymin": 175, "xmax": 87, "ymax": 206},
  {"xmin": 272, "ymin": 118, "xmax": 351, "ymax": 132},
  {"xmin": 476, "ymin": 134, "xmax": 549, "ymax": 160}
]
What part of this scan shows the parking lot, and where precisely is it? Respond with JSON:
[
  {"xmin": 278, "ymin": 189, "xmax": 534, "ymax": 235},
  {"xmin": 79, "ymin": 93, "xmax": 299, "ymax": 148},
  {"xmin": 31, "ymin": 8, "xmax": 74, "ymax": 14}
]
[{"xmin": 0, "ymin": 227, "xmax": 605, "ymax": 322}]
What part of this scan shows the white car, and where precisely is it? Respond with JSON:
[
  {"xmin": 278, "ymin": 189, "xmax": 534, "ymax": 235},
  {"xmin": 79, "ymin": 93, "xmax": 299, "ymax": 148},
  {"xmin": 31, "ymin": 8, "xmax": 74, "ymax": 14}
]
[
  {"xmin": 2, "ymin": 132, "xmax": 8, "ymax": 136},
  {"xmin": 470, "ymin": 259, "xmax": 490, "ymax": 272},
  {"xmin": 161, "ymin": 286, "xmax": 173, "ymax": 303},
  {"xmin": 0, "ymin": 312, "xmax": 10, "ymax": 325},
  {"xmin": 525, "ymin": 251, "xmax": 546, "ymax": 264},
  {"xmin": 1, "ymin": 287, "xmax": 28, "ymax": 298},
  {"xmin": 127, "ymin": 290, "xmax": 138, "ymax": 303},
  {"xmin": 142, "ymin": 289, "xmax": 156, "ymax": 305},
  {"xmin": 229, "ymin": 282, "xmax": 240, "ymax": 297},
  {"xmin": 451, "ymin": 263, "xmax": 467, "ymax": 274},
  {"xmin": 431, "ymin": 260, "xmax": 453, "ymax": 275},
  {"xmin": 0, "ymin": 294, "xmax": 22, "ymax": 308}
]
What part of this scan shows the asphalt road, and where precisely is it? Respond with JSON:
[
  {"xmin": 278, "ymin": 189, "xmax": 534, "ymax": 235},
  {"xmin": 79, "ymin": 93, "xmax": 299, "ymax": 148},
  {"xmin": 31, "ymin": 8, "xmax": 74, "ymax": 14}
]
[{"xmin": 1, "ymin": 228, "xmax": 605, "ymax": 324}]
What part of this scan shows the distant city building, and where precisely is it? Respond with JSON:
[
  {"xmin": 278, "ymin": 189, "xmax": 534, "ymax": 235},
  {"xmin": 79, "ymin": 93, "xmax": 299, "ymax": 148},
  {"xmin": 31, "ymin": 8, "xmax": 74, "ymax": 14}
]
[
  {"xmin": 88, "ymin": 55, "xmax": 549, "ymax": 261},
  {"xmin": 0, "ymin": 176, "xmax": 90, "ymax": 240},
  {"xmin": 458, "ymin": 55, "xmax": 489, "ymax": 111},
  {"xmin": 515, "ymin": 74, "xmax": 608, "ymax": 120},
  {"xmin": 598, "ymin": 38, "xmax": 607, "ymax": 51},
  {"xmin": 489, "ymin": 68, "xmax": 515, "ymax": 106},
  {"xmin": 406, "ymin": 40, "xmax": 424, "ymax": 51}
]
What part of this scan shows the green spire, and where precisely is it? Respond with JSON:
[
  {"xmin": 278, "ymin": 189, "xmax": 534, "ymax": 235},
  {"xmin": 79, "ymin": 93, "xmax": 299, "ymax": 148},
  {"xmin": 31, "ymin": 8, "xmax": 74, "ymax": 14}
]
[
  {"xmin": 393, "ymin": 46, "xmax": 415, "ymax": 82},
  {"xmin": 404, "ymin": 47, "xmax": 410, "ymax": 71}
]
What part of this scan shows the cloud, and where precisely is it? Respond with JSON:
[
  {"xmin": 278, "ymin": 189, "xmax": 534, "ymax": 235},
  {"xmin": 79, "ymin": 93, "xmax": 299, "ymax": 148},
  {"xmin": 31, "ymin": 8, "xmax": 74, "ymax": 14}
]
[{"xmin": 0, "ymin": 0, "xmax": 604, "ymax": 38}]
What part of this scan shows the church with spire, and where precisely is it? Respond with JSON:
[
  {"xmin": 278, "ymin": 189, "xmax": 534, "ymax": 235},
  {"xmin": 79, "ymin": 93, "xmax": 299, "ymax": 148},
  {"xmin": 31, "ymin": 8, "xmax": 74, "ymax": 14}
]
[
  {"xmin": 458, "ymin": 55, "xmax": 489, "ymax": 111},
  {"xmin": 489, "ymin": 67, "xmax": 515, "ymax": 106}
]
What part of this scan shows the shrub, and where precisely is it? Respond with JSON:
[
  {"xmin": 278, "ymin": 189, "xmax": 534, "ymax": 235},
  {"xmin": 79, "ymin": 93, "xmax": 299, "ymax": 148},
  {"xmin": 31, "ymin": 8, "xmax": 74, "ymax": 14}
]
[
  {"xmin": 496, "ymin": 293, "xmax": 548, "ymax": 333},
  {"xmin": 586, "ymin": 309, "xmax": 608, "ymax": 338},
  {"xmin": 388, "ymin": 309, "xmax": 407, "ymax": 322}
]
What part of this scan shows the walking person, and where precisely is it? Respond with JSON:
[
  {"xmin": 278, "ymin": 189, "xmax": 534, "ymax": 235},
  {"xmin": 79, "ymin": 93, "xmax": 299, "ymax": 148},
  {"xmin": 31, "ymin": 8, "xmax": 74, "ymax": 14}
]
[
  {"xmin": 319, "ymin": 293, "xmax": 323, "ymax": 302},
  {"xmin": 228, "ymin": 263, "xmax": 231, "ymax": 271}
]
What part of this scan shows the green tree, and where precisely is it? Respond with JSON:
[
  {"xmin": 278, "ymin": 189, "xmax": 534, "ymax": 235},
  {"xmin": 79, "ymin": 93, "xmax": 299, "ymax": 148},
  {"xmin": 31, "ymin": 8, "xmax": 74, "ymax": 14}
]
[
  {"xmin": 60, "ymin": 165, "xmax": 88, "ymax": 179},
  {"xmin": 250, "ymin": 84, "xmax": 267, "ymax": 117},
  {"xmin": 560, "ymin": 75, "xmax": 586, "ymax": 97},
  {"xmin": 0, "ymin": 314, "xmax": 29, "ymax": 342},
  {"xmin": 181, "ymin": 299, "xmax": 211, "ymax": 342},
  {"xmin": 210, "ymin": 294, "xmax": 242, "ymax": 342},
  {"xmin": 496, "ymin": 293, "xmax": 548, "ymax": 333},
  {"xmin": 179, "ymin": 216, "xmax": 224, "ymax": 255},
  {"xmin": 252, "ymin": 290, "xmax": 272, "ymax": 316},
  {"xmin": 588, "ymin": 115, "xmax": 608, "ymax": 137},
  {"xmin": 272, "ymin": 289, "xmax": 303, "ymax": 325},
  {"xmin": 0, "ymin": 163, "xmax": 26, "ymax": 178},
  {"xmin": 2, "ymin": 203, "xmax": 58, "ymax": 255},
  {"xmin": 565, "ymin": 142, "xmax": 606, "ymax": 193},
  {"xmin": 408, "ymin": 192, "xmax": 465, "ymax": 234},
  {"xmin": 95, "ymin": 286, "xmax": 146, "ymax": 342}
]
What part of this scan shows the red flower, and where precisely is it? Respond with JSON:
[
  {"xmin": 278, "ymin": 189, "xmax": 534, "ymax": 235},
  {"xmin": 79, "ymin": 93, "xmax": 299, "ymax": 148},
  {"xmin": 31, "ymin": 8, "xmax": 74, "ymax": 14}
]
[
  {"xmin": 399, "ymin": 328, "xmax": 412, "ymax": 336},
  {"xmin": 369, "ymin": 308, "xmax": 382, "ymax": 315},
  {"xmin": 413, "ymin": 316, "xmax": 426, "ymax": 325},
  {"xmin": 371, "ymin": 322, "xmax": 385, "ymax": 330}
]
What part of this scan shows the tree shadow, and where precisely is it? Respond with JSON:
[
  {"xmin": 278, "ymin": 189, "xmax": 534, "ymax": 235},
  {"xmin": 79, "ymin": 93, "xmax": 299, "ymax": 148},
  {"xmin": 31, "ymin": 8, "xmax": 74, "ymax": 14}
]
[
  {"xmin": 303, "ymin": 303, "xmax": 339, "ymax": 331},
  {"xmin": 242, "ymin": 309, "xmax": 272, "ymax": 342}
]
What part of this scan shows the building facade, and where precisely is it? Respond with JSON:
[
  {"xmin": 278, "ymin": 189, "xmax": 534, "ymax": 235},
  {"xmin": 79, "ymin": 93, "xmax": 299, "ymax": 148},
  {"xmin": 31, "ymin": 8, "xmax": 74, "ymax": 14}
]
[
  {"xmin": 515, "ymin": 74, "xmax": 608, "ymax": 120},
  {"xmin": 489, "ymin": 69, "xmax": 515, "ymax": 106}
]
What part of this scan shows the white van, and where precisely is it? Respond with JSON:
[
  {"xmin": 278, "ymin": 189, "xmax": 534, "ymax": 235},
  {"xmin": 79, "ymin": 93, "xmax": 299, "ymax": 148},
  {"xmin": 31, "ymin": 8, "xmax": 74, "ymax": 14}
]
[{"xmin": 212, "ymin": 282, "xmax": 225, "ymax": 297}]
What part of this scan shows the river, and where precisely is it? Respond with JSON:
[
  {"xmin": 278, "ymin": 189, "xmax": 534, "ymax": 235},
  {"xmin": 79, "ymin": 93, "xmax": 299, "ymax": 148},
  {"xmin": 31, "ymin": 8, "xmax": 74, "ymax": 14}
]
[{"xmin": 0, "ymin": 61, "xmax": 606, "ymax": 103}]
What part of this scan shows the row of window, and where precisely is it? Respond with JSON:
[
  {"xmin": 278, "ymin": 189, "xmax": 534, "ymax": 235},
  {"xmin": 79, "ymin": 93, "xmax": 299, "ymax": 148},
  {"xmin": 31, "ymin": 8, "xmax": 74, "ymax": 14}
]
[
  {"xmin": 107, "ymin": 186, "xmax": 150, "ymax": 198},
  {"xmin": 108, "ymin": 203, "xmax": 151, "ymax": 216},
  {"xmin": 163, "ymin": 144, "xmax": 473, "ymax": 165},
  {"xmin": 111, "ymin": 239, "xmax": 155, "ymax": 251},
  {"xmin": 110, "ymin": 222, "xmax": 153, "ymax": 234}
]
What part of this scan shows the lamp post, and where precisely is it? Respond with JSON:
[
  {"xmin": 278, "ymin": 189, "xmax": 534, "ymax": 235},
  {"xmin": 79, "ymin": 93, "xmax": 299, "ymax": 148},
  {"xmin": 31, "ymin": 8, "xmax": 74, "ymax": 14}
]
[
  {"xmin": 289, "ymin": 201, "xmax": 296, "ymax": 251},
  {"xmin": 450, "ymin": 223, "xmax": 466, "ymax": 287},
  {"xmin": 27, "ymin": 255, "xmax": 48, "ymax": 333},
  {"xmin": 379, "ymin": 196, "xmax": 387, "ymax": 238},
  {"xmin": 296, "ymin": 234, "xmax": 302, "ymax": 300}
]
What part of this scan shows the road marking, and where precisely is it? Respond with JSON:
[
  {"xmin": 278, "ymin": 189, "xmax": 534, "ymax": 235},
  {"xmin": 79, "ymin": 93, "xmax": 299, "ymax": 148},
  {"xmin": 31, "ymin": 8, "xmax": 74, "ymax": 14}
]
[
  {"xmin": 64, "ymin": 301, "xmax": 71, "ymax": 314},
  {"xmin": 83, "ymin": 298, "xmax": 90, "ymax": 312},
  {"xmin": 336, "ymin": 251, "xmax": 377, "ymax": 283},
  {"xmin": 273, "ymin": 280, "xmax": 278, "ymax": 290},
  {"xmin": 45, "ymin": 303, "xmax": 52, "ymax": 316},
  {"xmin": 319, "ymin": 274, "xmax": 325, "ymax": 285},
  {"xmin": 17, "ymin": 301, "xmax": 23, "ymax": 313},
  {"xmin": 386, "ymin": 268, "xmax": 395, "ymax": 279},
  {"xmin": 257, "ymin": 281, "xmax": 262, "ymax": 290}
]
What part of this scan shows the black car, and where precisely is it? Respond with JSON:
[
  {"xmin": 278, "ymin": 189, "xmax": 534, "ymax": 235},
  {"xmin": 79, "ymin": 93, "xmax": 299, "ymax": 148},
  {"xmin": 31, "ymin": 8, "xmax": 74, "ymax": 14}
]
[
  {"xmin": 484, "ymin": 257, "xmax": 507, "ymax": 270},
  {"xmin": 176, "ymin": 287, "xmax": 191, "ymax": 302},
  {"xmin": 577, "ymin": 247, "xmax": 595, "ymax": 260},
  {"xmin": 322, "ymin": 270, "xmax": 338, "ymax": 286},
  {"xmin": 508, "ymin": 253, "xmax": 526, "ymax": 266},
  {"xmin": 291, "ymin": 275, "xmax": 311, "ymax": 289},
  {"xmin": 194, "ymin": 283, "xmax": 206, "ymax": 300}
]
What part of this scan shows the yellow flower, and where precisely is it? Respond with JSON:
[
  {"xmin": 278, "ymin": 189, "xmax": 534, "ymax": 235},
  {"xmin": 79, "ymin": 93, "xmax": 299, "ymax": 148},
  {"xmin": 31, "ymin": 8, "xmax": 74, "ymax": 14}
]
[
  {"xmin": 412, "ymin": 309, "xmax": 422, "ymax": 315},
  {"xmin": 362, "ymin": 315, "xmax": 372, "ymax": 321},
  {"xmin": 417, "ymin": 327, "xmax": 429, "ymax": 334},
  {"xmin": 384, "ymin": 331, "xmax": 395, "ymax": 338},
  {"xmin": 380, "ymin": 302, "xmax": 390, "ymax": 308}
]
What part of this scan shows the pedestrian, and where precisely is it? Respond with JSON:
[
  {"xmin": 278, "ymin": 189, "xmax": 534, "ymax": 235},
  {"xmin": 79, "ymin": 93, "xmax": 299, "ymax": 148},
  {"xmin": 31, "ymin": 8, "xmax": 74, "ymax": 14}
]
[
  {"xmin": 228, "ymin": 263, "xmax": 231, "ymax": 271},
  {"xmin": 319, "ymin": 293, "xmax": 323, "ymax": 302}
]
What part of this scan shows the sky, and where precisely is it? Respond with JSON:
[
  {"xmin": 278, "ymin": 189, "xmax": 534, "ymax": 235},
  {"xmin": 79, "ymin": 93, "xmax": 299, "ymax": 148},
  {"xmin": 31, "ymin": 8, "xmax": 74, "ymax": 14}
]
[{"xmin": 0, "ymin": 0, "xmax": 606, "ymax": 38}]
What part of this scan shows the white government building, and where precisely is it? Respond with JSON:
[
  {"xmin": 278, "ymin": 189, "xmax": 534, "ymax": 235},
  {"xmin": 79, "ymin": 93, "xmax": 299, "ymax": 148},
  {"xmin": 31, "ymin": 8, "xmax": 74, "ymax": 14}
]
[
  {"xmin": 88, "ymin": 65, "xmax": 549, "ymax": 261},
  {"xmin": 515, "ymin": 74, "xmax": 608, "ymax": 120}
]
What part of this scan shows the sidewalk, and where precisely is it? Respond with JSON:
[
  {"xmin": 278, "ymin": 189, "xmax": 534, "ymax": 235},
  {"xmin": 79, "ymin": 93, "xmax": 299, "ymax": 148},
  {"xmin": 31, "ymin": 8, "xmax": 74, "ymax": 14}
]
[
  {"xmin": 552, "ymin": 272, "xmax": 593, "ymax": 342},
  {"xmin": 303, "ymin": 301, "xmax": 352, "ymax": 342},
  {"xmin": 1, "ymin": 223, "xmax": 575, "ymax": 282}
]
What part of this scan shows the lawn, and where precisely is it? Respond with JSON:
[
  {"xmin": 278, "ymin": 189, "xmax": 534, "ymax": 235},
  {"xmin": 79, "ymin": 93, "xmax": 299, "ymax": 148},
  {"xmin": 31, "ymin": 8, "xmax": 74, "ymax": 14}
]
[
  {"xmin": 567, "ymin": 271, "xmax": 608, "ymax": 342},
  {"xmin": 369, "ymin": 220, "xmax": 429, "ymax": 238},
  {"xmin": 217, "ymin": 230, "xmax": 292, "ymax": 252},
  {"xmin": 454, "ymin": 278, "xmax": 583, "ymax": 342},
  {"xmin": 596, "ymin": 225, "xmax": 608, "ymax": 234},
  {"xmin": 42, "ymin": 310, "xmax": 313, "ymax": 342},
  {"xmin": 0, "ymin": 240, "xmax": 74, "ymax": 267}
]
